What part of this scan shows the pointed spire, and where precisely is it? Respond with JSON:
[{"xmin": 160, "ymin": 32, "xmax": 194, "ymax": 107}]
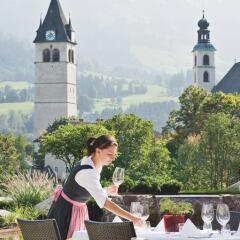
[
  {"xmin": 34, "ymin": 0, "xmax": 76, "ymax": 44},
  {"xmin": 202, "ymin": 9, "xmax": 205, "ymax": 19}
]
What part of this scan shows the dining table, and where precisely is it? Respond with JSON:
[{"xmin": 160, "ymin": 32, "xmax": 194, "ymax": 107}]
[{"xmin": 72, "ymin": 228, "xmax": 240, "ymax": 240}]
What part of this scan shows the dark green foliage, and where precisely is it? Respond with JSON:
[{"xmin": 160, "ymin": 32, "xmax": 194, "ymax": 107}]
[
  {"xmin": 0, "ymin": 85, "xmax": 34, "ymax": 103},
  {"xmin": 46, "ymin": 116, "xmax": 80, "ymax": 134},
  {"xmin": 40, "ymin": 123, "xmax": 113, "ymax": 172},
  {"xmin": 0, "ymin": 111, "xmax": 33, "ymax": 137},
  {"xmin": 163, "ymin": 86, "xmax": 240, "ymax": 191},
  {"xmin": 118, "ymin": 176, "xmax": 135, "ymax": 193},
  {"xmin": 160, "ymin": 180, "xmax": 182, "ymax": 194}
]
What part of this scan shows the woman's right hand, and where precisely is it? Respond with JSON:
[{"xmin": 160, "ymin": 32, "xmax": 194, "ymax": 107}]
[{"xmin": 132, "ymin": 216, "xmax": 145, "ymax": 227}]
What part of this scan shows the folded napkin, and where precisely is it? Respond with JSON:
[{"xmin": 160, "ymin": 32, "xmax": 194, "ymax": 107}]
[
  {"xmin": 154, "ymin": 218, "xmax": 164, "ymax": 231},
  {"xmin": 112, "ymin": 216, "xmax": 122, "ymax": 222},
  {"xmin": 181, "ymin": 219, "xmax": 201, "ymax": 237}
]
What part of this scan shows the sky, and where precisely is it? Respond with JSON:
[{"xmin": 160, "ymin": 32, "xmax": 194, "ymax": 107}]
[{"xmin": 1, "ymin": 0, "xmax": 240, "ymax": 80}]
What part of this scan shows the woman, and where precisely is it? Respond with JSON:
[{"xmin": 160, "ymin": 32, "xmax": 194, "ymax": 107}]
[{"xmin": 48, "ymin": 135, "xmax": 144, "ymax": 240}]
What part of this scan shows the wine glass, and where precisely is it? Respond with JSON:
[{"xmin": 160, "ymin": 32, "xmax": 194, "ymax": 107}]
[
  {"xmin": 140, "ymin": 204, "xmax": 150, "ymax": 221},
  {"xmin": 201, "ymin": 203, "xmax": 214, "ymax": 232},
  {"xmin": 216, "ymin": 203, "xmax": 230, "ymax": 234},
  {"xmin": 130, "ymin": 202, "xmax": 141, "ymax": 217},
  {"xmin": 112, "ymin": 167, "xmax": 125, "ymax": 186}
]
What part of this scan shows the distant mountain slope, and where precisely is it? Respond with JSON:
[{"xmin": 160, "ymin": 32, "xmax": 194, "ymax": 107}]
[{"xmin": 0, "ymin": 34, "xmax": 34, "ymax": 82}]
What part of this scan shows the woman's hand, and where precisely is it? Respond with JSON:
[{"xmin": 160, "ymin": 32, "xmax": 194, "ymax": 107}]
[
  {"xmin": 132, "ymin": 216, "xmax": 145, "ymax": 227},
  {"xmin": 106, "ymin": 185, "xmax": 119, "ymax": 195}
]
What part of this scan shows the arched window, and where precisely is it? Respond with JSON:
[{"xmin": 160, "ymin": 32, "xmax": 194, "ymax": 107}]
[
  {"xmin": 68, "ymin": 50, "xmax": 74, "ymax": 63},
  {"xmin": 194, "ymin": 56, "xmax": 197, "ymax": 66},
  {"xmin": 71, "ymin": 50, "xmax": 74, "ymax": 63},
  {"xmin": 52, "ymin": 49, "xmax": 60, "ymax": 62},
  {"xmin": 43, "ymin": 49, "xmax": 50, "ymax": 62},
  {"xmin": 203, "ymin": 71, "xmax": 209, "ymax": 82},
  {"xmin": 203, "ymin": 55, "xmax": 209, "ymax": 65},
  {"xmin": 68, "ymin": 49, "xmax": 72, "ymax": 62}
]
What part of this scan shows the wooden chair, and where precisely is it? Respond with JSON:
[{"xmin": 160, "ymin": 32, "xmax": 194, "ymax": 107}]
[
  {"xmin": 17, "ymin": 218, "xmax": 61, "ymax": 240},
  {"xmin": 85, "ymin": 220, "xmax": 136, "ymax": 240}
]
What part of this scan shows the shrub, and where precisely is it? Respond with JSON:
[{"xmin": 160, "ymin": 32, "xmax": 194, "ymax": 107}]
[
  {"xmin": 160, "ymin": 180, "xmax": 182, "ymax": 194},
  {"xmin": 3, "ymin": 171, "xmax": 55, "ymax": 206},
  {"xmin": 131, "ymin": 176, "xmax": 161, "ymax": 194},
  {"xmin": 118, "ymin": 176, "xmax": 135, "ymax": 193},
  {"xmin": 1, "ymin": 206, "xmax": 45, "ymax": 228}
]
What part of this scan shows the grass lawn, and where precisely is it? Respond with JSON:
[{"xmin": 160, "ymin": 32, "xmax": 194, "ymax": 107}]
[
  {"xmin": 0, "ymin": 81, "xmax": 32, "ymax": 90},
  {"xmin": 94, "ymin": 84, "xmax": 178, "ymax": 112},
  {"xmin": 0, "ymin": 102, "xmax": 33, "ymax": 114}
]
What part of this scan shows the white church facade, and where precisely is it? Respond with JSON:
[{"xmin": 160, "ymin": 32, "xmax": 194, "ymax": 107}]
[{"xmin": 192, "ymin": 12, "xmax": 216, "ymax": 92}]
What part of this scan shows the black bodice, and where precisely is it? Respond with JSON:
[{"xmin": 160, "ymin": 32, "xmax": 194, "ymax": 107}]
[{"xmin": 63, "ymin": 164, "xmax": 93, "ymax": 202}]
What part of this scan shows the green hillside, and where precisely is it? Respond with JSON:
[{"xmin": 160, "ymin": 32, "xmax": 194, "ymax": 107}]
[
  {"xmin": 94, "ymin": 84, "xmax": 178, "ymax": 112},
  {"xmin": 0, "ymin": 81, "xmax": 32, "ymax": 90},
  {"xmin": 0, "ymin": 102, "xmax": 33, "ymax": 114}
]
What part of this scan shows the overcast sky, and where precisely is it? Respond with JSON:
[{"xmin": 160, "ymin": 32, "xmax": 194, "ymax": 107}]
[{"xmin": 1, "ymin": 0, "xmax": 240, "ymax": 80}]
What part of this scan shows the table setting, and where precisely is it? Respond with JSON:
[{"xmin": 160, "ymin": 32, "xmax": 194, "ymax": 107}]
[{"xmin": 72, "ymin": 201, "xmax": 240, "ymax": 240}]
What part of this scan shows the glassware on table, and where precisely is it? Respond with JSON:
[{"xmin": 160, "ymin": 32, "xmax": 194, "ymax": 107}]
[
  {"xmin": 112, "ymin": 167, "xmax": 125, "ymax": 186},
  {"xmin": 201, "ymin": 203, "xmax": 214, "ymax": 232},
  {"xmin": 139, "ymin": 204, "xmax": 150, "ymax": 221},
  {"xmin": 145, "ymin": 220, "xmax": 151, "ymax": 230},
  {"xmin": 130, "ymin": 202, "xmax": 141, "ymax": 217},
  {"xmin": 216, "ymin": 203, "xmax": 230, "ymax": 234}
]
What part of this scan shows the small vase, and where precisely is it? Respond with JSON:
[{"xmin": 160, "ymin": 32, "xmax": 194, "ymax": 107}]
[{"xmin": 163, "ymin": 214, "xmax": 185, "ymax": 232}]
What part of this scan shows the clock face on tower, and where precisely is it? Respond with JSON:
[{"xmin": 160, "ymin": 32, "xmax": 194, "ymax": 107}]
[{"xmin": 45, "ymin": 30, "xmax": 56, "ymax": 41}]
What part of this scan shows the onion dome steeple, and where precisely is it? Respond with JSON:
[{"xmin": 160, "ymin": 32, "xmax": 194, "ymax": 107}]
[{"xmin": 193, "ymin": 10, "xmax": 216, "ymax": 51}]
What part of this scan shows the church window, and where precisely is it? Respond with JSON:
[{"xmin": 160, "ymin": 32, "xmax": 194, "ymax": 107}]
[
  {"xmin": 203, "ymin": 55, "xmax": 209, "ymax": 65},
  {"xmin": 71, "ymin": 50, "xmax": 74, "ymax": 63},
  {"xmin": 43, "ymin": 49, "xmax": 50, "ymax": 62},
  {"xmin": 68, "ymin": 50, "xmax": 74, "ymax": 63},
  {"xmin": 194, "ymin": 56, "xmax": 197, "ymax": 66},
  {"xmin": 68, "ymin": 50, "xmax": 72, "ymax": 62},
  {"xmin": 52, "ymin": 49, "xmax": 60, "ymax": 62},
  {"xmin": 203, "ymin": 71, "xmax": 209, "ymax": 82}
]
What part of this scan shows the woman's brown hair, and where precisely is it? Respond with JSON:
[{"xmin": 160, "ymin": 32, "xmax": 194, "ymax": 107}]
[{"xmin": 86, "ymin": 135, "xmax": 118, "ymax": 156}]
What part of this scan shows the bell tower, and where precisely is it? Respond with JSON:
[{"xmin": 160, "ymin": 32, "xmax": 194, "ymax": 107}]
[
  {"xmin": 33, "ymin": 0, "xmax": 77, "ymax": 175},
  {"xmin": 192, "ymin": 11, "xmax": 216, "ymax": 91}
]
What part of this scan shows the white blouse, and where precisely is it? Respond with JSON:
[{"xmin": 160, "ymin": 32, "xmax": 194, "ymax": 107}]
[{"xmin": 75, "ymin": 156, "xmax": 108, "ymax": 208}]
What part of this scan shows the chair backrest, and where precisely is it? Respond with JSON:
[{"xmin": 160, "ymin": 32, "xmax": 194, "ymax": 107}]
[
  {"xmin": 85, "ymin": 220, "xmax": 136, "ymax": 240},
  {"xmin": 17, "ymin": 218, "xmax": 61, "ymax": 240},
  {"xmin": 212, "ymin": 211, "xmax": 240, "ymax": 231}
]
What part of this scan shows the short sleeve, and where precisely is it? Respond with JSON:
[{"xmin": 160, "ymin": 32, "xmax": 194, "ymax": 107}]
[{"xmin": 75, "ymin": 169, "xmax": 107, "ymax": 208}]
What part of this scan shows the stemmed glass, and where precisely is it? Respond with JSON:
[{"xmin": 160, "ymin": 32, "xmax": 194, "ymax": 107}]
[
  {"xmin": 201, "ymin": 203, "xmax": 214, "ymax": 232},
  {"xmin": 130, "ymin": 202, "xmax": 141, "ymax": 217},
  {"xmin": 216, "ymin": 203, "xmax": 230, "ymax": 234},
  {"xmin": 112, "ymin": 167, "xmax": 125, "ymax": 186},
  {"xmin": 140, "ymin": 203, "xmax": 150, "ymax": 221}
]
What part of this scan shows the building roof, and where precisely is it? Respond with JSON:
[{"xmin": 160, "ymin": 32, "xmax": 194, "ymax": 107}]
[
  {"xmin": 192, "ymin": 42, "xmax": 216, "ymax": 52},
  {"xmin": 212, "ymin": 62, "xmax": 240, "ymax": 94},
  {"xmin": 33, "ymin": 0, "xmax": 76, "ymax": 44}
]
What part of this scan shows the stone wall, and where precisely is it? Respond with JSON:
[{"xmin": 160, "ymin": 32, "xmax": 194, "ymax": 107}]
[{"xmin": 102, "ymin": 194, "xmax": 240, "ymax": 227}]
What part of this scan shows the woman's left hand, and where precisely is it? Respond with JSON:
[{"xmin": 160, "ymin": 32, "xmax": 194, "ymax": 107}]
[{"xmin": 106, "ymin": 185, "xmax": 119, "ymax": 195}]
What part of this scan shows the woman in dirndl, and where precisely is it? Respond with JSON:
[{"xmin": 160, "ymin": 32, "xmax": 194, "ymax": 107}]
[{"xmin": 48, "ymin": 135, "xmax": 143, "ymax": 240}]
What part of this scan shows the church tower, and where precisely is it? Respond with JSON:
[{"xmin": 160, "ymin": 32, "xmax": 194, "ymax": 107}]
[
  {"xmin": 33, "ymin": 0, "xmax": 77, "ymax": 175},
  {"xmin": 192, "ymin": 11, "xmax": 216, "ymax": 91},
  {"xmin": 33, "ymin": 0, "xmax": 77, "ymax": 138}
]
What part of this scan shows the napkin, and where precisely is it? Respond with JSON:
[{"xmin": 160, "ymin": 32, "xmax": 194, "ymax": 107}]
[
  {"xmin": 181, "ymin": 219, "xmax": 201, "ymax": 237},
  {"xmin": 154, "ymin": 218, "xmax": 164, "ymax": 231},
  {"xmin": 112, "ymin": 216, "xmax": 122, "ymax": 222}
]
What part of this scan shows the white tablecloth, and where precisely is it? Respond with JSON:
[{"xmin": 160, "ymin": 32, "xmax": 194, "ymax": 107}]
[{"xmin": 72, "ymin": 229, "xmax": 240, "ymax": 240}]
